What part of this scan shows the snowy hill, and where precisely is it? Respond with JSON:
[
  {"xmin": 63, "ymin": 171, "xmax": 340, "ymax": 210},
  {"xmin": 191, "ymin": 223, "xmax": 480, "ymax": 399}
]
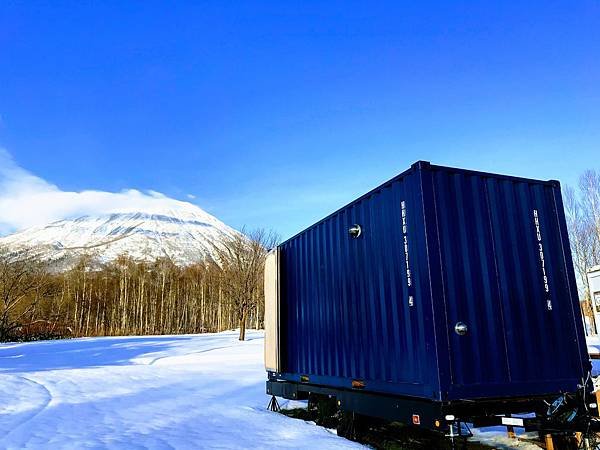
[
  {"xmin": 0, "ymin": 202, "xmax": 238, "ymax": 267},
  {"xmin": 0, "ymin": 331, "xmax": 363, "ymax": 449}
]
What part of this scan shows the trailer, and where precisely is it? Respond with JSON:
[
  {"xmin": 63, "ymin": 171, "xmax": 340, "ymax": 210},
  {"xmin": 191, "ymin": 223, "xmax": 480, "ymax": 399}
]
[{"xmin": 264, "ymin": 161, "xmax": 598, "ymax": 445}]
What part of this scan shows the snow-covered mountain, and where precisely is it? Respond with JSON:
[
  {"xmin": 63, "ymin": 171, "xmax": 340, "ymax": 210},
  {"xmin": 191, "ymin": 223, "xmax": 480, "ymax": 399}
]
[{"xmin": 0, "ymin": 202, "xmax": 238, "ymax": 268}]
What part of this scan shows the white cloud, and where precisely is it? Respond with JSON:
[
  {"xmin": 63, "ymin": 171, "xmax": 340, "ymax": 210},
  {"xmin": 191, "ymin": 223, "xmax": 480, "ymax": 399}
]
[{"xmin": 0, "ymin": 149, "xmax": 202, "ymax": 235}]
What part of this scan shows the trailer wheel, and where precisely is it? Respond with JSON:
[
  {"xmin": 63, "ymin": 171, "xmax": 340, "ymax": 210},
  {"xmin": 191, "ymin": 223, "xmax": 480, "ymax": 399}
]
[
  {"xmin": 307, "ymin": 393, "xmax": 338, "ymax": 429},
  {"xmin": 336, "ymin": 410, "xmax": 356, "ymax": 440},
  {"xmin": 337, "ymin": 411, "xmax": 369, "ymax": 441}
]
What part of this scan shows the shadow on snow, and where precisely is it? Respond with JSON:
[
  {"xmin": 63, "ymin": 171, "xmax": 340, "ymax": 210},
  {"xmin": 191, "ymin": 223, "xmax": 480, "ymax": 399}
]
[{"xmin": 0, "ymin": 336, "xmax": 197, "ymax": 373}]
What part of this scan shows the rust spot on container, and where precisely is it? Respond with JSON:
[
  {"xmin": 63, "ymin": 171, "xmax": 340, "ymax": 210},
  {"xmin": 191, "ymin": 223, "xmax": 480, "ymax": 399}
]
[{"xmin": 351, "ymin": 379, "xmax": 365, "ymax": 389}]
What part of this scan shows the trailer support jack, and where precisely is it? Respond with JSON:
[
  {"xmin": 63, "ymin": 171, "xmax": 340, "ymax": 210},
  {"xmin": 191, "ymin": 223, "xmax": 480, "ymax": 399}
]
[
  {"xmin": 267, "ymin": 395, "xmax": 280, "ymax": 412},
  {"xmin": 447, "ymin": 421, "xmax": 469, "ymax": 450}
]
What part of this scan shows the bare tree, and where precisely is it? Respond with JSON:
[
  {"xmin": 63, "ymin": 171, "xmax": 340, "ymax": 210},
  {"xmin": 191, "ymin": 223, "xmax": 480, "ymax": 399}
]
[
  {"xmin": 0, "ymin": 248, "xmax": 50, "ymax": 340},
  {"xmin": 579, "ymin": 170, "xmax": 600, "ymax": 266},
  {"xmin": 564, "ymin": 170, "xmax": 600, "ymax": 336},
  {"xmin": 565, "ymin": 186, "xmax": 595, "ymax": 296},
  {"xmin": 210, "ymin": 229, "xmax": 279, "ymax": 340}
]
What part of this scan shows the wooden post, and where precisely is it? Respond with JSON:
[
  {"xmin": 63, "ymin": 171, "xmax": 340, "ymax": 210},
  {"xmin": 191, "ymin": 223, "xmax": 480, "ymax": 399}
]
[
  {"xmin": 504, "ymin": 413, "xmax": 516, "ymax": 439},
  {"xmin": 544, "ymin": 434, "xmax": 554, "ymax": 450},
  {"xmin": 505, "ymin": 413, "xmax": 516, "ymax": 439},
  {"xmin": 506, "ymin": 425, "xmax": 516, "ymax": 439}
]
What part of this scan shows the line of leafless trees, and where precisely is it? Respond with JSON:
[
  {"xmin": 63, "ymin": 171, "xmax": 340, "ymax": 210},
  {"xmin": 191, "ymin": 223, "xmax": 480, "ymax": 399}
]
[
  {"xmin": 3, "ymin": 171, "xmax": 597, "ymax": 343},
  {"xmin": 0, "ymin": 229, "xmax": 277, "ymax": 342}
]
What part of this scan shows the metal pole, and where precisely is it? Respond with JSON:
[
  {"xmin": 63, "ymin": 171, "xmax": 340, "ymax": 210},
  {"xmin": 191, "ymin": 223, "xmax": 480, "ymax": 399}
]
[{"xmin": 449, "ymin": 421, "xmax": 456, "ymax": 450}]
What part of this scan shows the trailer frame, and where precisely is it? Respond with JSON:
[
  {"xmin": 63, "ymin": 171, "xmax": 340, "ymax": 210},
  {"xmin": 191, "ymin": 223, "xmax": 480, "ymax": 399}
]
[{"xmin": 267, "ymin": 377, "xmax": 600, "ymax": 440}]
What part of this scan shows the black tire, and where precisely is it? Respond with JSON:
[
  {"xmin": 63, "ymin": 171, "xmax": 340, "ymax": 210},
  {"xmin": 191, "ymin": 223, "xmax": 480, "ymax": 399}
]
[
  {"xmin": 336, "ymin": 410, "xmax": 356, "ymax": 440},
  {"xmin": 307, "ymin": 393, "xmax": 338, "ymax": 429},
  {"xmin": 337, "ymin": 411, "xmax": 369, "ymax": 441}
]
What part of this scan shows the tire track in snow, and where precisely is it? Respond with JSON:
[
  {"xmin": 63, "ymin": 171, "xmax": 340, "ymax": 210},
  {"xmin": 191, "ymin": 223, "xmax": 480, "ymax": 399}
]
[
  {"xmin": 147, "ymin": 343, "xmax": 235, "ymax": 365},
  {"xmin": 0, "ymin": 375, "xmax": 53, "ymax": 440}
]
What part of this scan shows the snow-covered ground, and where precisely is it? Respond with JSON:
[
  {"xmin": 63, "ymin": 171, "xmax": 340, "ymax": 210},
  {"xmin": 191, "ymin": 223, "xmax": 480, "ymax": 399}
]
[
  {"xmin": 471, "ymin": 426, "xmax": 540, "ymax": 450},
  {"xmin": 5, "ymin": 330, "xmax": 594, "ymax": 449},
  {"xmin": 0, "ymin": 331, "xmax": 362, "ymax": 450}
]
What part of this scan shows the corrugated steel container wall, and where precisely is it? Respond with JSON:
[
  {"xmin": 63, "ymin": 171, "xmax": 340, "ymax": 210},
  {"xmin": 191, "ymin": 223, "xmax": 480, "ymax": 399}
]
[
  {"xmin": 280, "ymin": 168, "xmax": 441, "ymax": 399},
  {"xmin": 277, "ymin": 161, "xmax": 589, "ymax": 402}
]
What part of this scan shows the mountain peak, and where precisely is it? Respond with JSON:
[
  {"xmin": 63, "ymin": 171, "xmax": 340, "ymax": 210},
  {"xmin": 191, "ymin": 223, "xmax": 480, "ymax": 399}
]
[{"xmin": 0, "ymin": 202, "xmax": 237, "ymax": 268}]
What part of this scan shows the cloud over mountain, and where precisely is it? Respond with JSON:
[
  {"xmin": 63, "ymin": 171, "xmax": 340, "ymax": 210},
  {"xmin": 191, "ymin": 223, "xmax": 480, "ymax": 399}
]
[{"xmin": 0, "ymin": 149, "xmax": 207, "ymax": 236}]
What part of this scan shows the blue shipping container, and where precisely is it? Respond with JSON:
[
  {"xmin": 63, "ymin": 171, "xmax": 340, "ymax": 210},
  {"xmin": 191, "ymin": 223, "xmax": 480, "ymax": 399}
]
[{"xmin": 266, "ymin": 161, "xmax": 590, "ymax": 404}]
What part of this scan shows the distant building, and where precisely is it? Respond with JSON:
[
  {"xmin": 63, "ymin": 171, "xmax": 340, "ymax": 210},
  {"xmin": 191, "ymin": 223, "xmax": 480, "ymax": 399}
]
[{"xmin": 589, "ymin": 266, "xmax": 600, "ymax": 335}]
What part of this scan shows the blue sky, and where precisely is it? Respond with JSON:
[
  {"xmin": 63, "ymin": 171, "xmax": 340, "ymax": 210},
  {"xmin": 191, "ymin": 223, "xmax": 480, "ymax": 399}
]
[{"xmin": 1, "ymin": 1, "xmax": 599, "ymax": 239}]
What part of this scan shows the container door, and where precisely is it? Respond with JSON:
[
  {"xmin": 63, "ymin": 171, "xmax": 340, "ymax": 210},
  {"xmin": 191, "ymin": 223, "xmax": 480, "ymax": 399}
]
[
  {"xmin": 432, "ymin": 171, "xmax": 511, "ymax": 398},
  {"xmin": 484, "ymin": 178, "xmax": 583, "ymax": 392},
  {"xmin": 432, "ymin": 169, "xmax": 585, "ymax": 400}
]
